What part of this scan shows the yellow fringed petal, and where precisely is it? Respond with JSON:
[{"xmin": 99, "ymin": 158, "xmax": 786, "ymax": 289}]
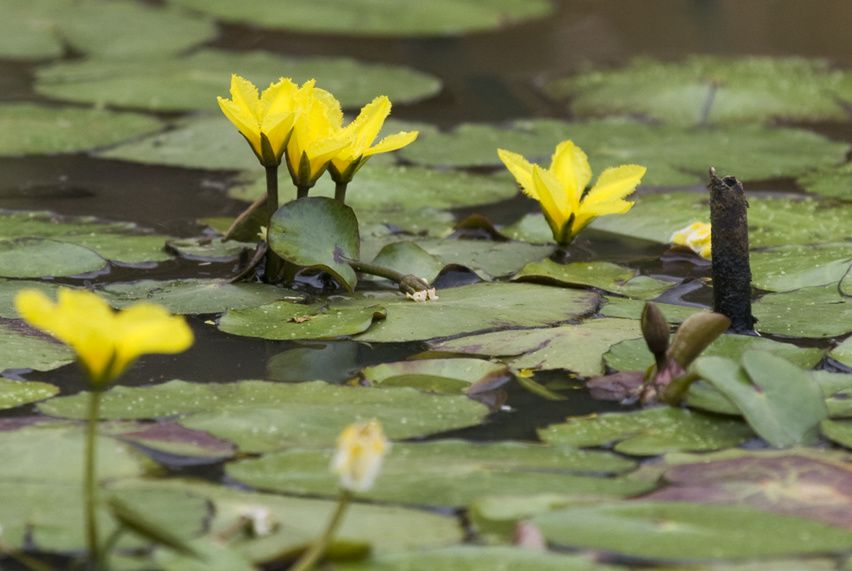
[
  {"xmin": 583, "ymin": 164, "xmax": 647, "ymax": 207},
  {"xmin": 364, "ymin": 130, "xmax": 418, "ymax": 157},
  {"xmin": 497, "ymin": 148, "xmax": 537, "ymax": 199},
  {"xmin": 549, "ymin": 140, "xmax": 590, "ymax": 211},
  {"xmin": 532, "ymin": 165, "xmax": 569, "ymax": 239}
]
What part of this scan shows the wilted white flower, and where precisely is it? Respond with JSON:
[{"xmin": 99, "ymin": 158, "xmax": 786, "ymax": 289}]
[{"xmin": 405, "ymin": 288, "xmax": 438, "ymax": 302}]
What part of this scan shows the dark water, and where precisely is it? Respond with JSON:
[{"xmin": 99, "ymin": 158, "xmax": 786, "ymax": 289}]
[{"xmin": 3, "ymin": 0, "xmax": 852, "ymax": 434}]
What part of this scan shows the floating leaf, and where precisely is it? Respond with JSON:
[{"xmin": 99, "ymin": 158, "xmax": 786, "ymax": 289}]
[
  {"xmin": 432, "ymin": 318, "xmax": 642, "ymax": 377},
  {"xmin": 0, "ymin": 280, "xmax": 61, "ymax": 318},
  {"xmin": 0, "ymin": 378, "xmax": 58, "ymax": 410},
  {"xmin": 0, "ymin": 0, "xmax": 215, "ymax": 60},
  {"xmin": 166, "ymin": 237, "xmax": 255, "ymax": 262},
  {"xmin": 599, "ymin": 297, "xmax": 702, "ymax": 323},
  {"xmin": 693, "ymin": 353, "xmax": 827, "ymax": 447},
  {"xmin": 399, "ymin": 119, "xmax": 847, "ymax": 187},
  {"xmin": 227, "ymin": 440, "xmax": 646, "ymax": 506},
  {"xmin": 266, "ymin": 343, "xmax": 367, "ymax": 384},
  {"xmin": 125, "ymin": 478, "xmax": 462, "ymax": 563},
  {"xmin": 0, "ymin": 320, "xmax": 75, "ymax": 372},
  {"xmin": 799, "ymin": 163, "xmax": 852, "ymax": 200},
  {"xmin": 341, "ymin": 282, "xmax": 598, "ymax": 343},
  {"xmin": 821, "ymin": 419, "xmax": 852, "ymax": 450},
  {"xmin": 360, "ymin": 357, "xmax": 510, "ymax": 394},
  {"xmin": 541, "ymin": 56, "xmax": 852, "ymax": 125},
  {"xmin": 110, "ymin": 422, "xmax": 236, "ymax": 462},
  {"xmin": 539, "ymin": 407, "xmax": 752, "ymax": 456},
  {"xmin": 268, "ymin": 197, "xmax": 360, "ymax": 292},
  {"xmin": 165, "ymin": 0, "xmax": 553, "ymax": 36},
  {"xmin": 0, "ymin": 237, "xmax": 106, "ymax": 278},
  {"xmin": 37, "ymin": 49, "xmax": 440, "ymax": 112},
  {"xmin": 40, "ymin": 380, "xmax": 488, "ymax": 453},
  {"xmin": 219, "ymin": 302, "xmax": 386, "ymax": 341},
  {"xmin": 751, "ymin": 244, "xmax": 852, "ymax": 292},
  {"xmin": 334, "ymin": 546, "xmax": 617, "ymax": 571},
  {"xmin": 831, "ymin": 338, "xmax": 852, "ymax": 368},
  {"xmin": 646, "ymin": 450, "xmax": 852, "ymax": 529},
  {"xmin": 230, "ymin": 164, "xmax": 517, "ymax": 211},
  {"xmin": 369, "ymin": 242, "xmax": 445, "ymax": 285},
  {"xmin": 0, "ymin": 103, "xmax": 163, "ymax": 156},
  {"xmin": 753, "ymin": 284, "xmax": 851, "ymax": 338},
  {"xmin": 605, "ymin": 332, "xmax": 824, "ymax": 372},
  {"xmin": 532, "ymin": 501, "xmax": 852, "ymax": 561},
  {"xmin": 515, "ymin": 259, "xmax": 675, "ymax": 299},
  {"xmin": 815, "ymin": 371, "xmax": 852, "ymax": 418},
  {"xmin": 101, "ymin": 279, "xmax": 302, "ymax": 315},
  {"xmin": 0, "ymin": 210, "xmax": 172, "ymax": 265}
]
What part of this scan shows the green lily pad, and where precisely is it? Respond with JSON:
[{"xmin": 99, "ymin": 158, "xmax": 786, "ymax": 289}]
[
  {"xmin": 0, "ymin": 210, "xmax": 173, "ymax": 265},
  {"xmin": 799, "ymin": 163, "xmax": 852, "ymax": 200},
  {"xmin": 0, "ymin": 0, "xmax": 215, "ymax": 60},
  {"xmin": 539, "ymin": 407, "xmax": 753, "ymax": 456},
  {"xmin": 37, "ymin": 49, "xmax": 440, "ymax": 112},
  {"xmin": 122, "ymin": 478, "xmax": 463, "ymax": 563},
  {"xmin": 600, "ymin": 297, "xmax": 703, "ymax": 324},
  {"xmin": 0, "ymin": 103, "xmax": 163, "ymax": 156},
  {"xmin": 227, "ymin": 440, "xmax": 646, "ymax": 507},
  {"xmin": 0, "ymin": 378, "xmax": 58, "ymax": 410},
  {"xmin": 358, "ymin": 208, "xmax": 456, "ymax": 238},
  {"xmin": 398, "ymin": 119, "xmax": 848, "ymax": 187},
  {"xmin": 266, "ymin": 343, "xmax": 365, "ymax": 384},
  {"xmin": 831, "ymin": 337, "xmax": 852, "ymax": 368},
  {"xmin": 166, "ymin": 237, "xmax": 255, "ymax": 262},
  {"xmin": 646, "ymin": 450, "xmax": 852, "ymax": 529},
  {"xmin": 0, "ymin": 480, "xmax": 208, "ymax": 553},
  {"xmin": 541, "ymin": 56, "xmax": 852, "ymax": 126},
  {"xmin": 432, "ymin": 318, "xmax": 642, "ymax": 377},
  {"xmin": 693, "ymin": 353, "xmax": 827, "ymax": 448},
  {"xmin": 334, "ymin": 546, "xmax": 617, "ymax": 571},
  {"xmin": 815, "ymin": 371, "xmax": 852, "ymax": 418},
  {"xmin": 39, "ymin": 380, "xmax": 488, "ymax": 453},
  {"xmin": 110, "ymin": 422, "xmax": 236, "ymax": 462},
  {"xmin": 753, "ymin": 284, "xmax": 851, "ymax": 338},
  {"xmin": 369, "ymin": 242, "xmax": 445, "ymax": 285},
  {"xmin": 751, "ymin": 243, "xmax": 852, "ymax": 292},
  {"xmin": 268, "ymin": 197, "xmax": 360, "ymax": 292},
  {"xmin": 0, "ymin": 280, "xmax": 61, "ymax": 318},
  {"xmin": 0, "ymin": 237, "xmax": 106, "ymax": 278},
  {"xmin": 821, "ymin": 419, "xmax": 852, "ymax": 450},
  {"xmin": 343, "ymin": 282, "xmax": 598, "ymax": 343},
  {"xmin": 230, "ymin": 165, "xmax": 517, "ymax": 211},
  {"xmin": 166, "ymin": 0, "xmax": 552, "ymax": 36},
  {"xmin": 590, "ymin": 192, "xmax": 852, "ymax": 249},
  {"xmin": 515, "ymin": 260, "xmax": 675, "ymax": 299},
  {"xmin": 360, "ymin": 357, "xmax": 509, "ymax": 394},
  {"xmin": 219, "ymin": 301, "xmax": 386, "ymax": 341},
  {"xmin": 101, "ymin": 279, "xmax": 302, "ymax": 315},
  {"xmin": 532, "ymin": 501, "xmax": 852, "ymax": 561},
  {"xmin": 605, "ymin": 332, "xmax": 823, "ymax": 373},
  {"xmin": 0, "ymin": 320, "xmax": 75, "ymax": 372}
]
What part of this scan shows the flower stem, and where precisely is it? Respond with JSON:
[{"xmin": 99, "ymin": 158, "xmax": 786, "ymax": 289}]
[
  {"xmin": 297, "ymin": 186, "xmax": 310, "ymax": 199},
  {"xmin": 264, "ymin": 165, "xmax": 283, "ymax": 282},
  {"xmin": 290, "ymin": 491, "xmax": 352, "ymax": 571},
  {"xmin": 348, "ymin": 260, "xmax": 406, "ymax": 283},
  {"xmin": 84, "ymin": 388, "xmax": 104, "ymax": 571},
  {"xmin": 334, "ymin": 182, "xmax": 348, "ymax": 203}
]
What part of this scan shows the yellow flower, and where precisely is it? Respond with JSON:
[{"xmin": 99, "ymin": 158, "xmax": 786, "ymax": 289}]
[
  {"xmin": 331, "ymin": 419, "xmax": 390, "ymax": 493},
  {"xmin": 15, "ymin": 288, "xmax": 193, "ymax": 385},
  {"xmin": 671, "ymin": 221, "xmax": 712, "ymax": 259},
  {"xmin": 329, "ymin": 96, "xmax": 418, "ymax": 184},
  {"xmin": 285, "ymin": 86, "xmax": 350, "ymax": 189},
  {"xmin": 498, "ymin": 141, "xmax": 646, "ymax": 245},
  {"xmin": 217, "ymin": 74, "xmax": 304, "ymax": 167}
]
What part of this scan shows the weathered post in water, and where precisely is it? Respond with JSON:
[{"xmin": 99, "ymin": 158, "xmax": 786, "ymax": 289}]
[{"xmin": 708, "ymin": 167, "xmax": 756, "ymax": 333}]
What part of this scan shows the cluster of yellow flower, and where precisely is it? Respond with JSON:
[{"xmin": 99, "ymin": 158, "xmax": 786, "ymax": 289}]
[{"xmin": 218, "ymin": 74, "xmax": 418, "ymax": 191}]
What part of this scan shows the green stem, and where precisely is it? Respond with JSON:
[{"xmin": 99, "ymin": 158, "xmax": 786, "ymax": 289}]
[
  {"xmin": 334, "ymin": 182, "xmax": 348, "ymax": 203},
  {"xmin": 85, "ymin": 389, "xmax": 104, "ymax": 571},
  {"xmin": 290, "ymin": 491, "xmax": 351, "ymax": 571},
  {"xmin": 264, "ymin": 165, "xmax": 283, "ymax": 282},
  {"xmin": 297, "ymin": 186, "xmax": 310, "ymax": 199},
  {"xmin": 348, "ymin": 260, "xmax": 406, "ymax": 283},
  {"xmin": 0, "ymin": 541, "xmax": 55, "ymax": 571}
]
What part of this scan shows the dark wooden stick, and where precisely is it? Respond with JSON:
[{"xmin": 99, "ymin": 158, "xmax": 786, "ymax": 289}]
[{"xmin": 708, "ymin": 167, "xmax": 755, "ymax": 333}]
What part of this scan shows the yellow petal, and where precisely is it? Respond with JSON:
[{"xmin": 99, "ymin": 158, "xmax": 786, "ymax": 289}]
[
  {"xmin": 218, "ymin": 97, "xmax": 262, "ymax": 155},
  {"xmin": 532, "ymin": 165, "xmax": 569, "ymax": 239},
  {"xmin": 497, "ymin": 148, "xmax": 537, "ymax": 199},
  {"xmin": 261, "ymin": 112, "xmax": 296, "ymax": 157},
  {"xmin": 363, "ymin": 130, "xmax": 418, "ymax": 157},
  {"xmin": 583, "ymin": 164, "xmax": 647, "ymax": 207},
  {"xmin": 111, "ymin": 303, "xmax": 194, "ymax": 379},
  {"xmin": 260, "ymin": 77, "xmax": 298, "ymax": 117},
  {"xmin": 574, "ymin": 198, "xmax": 634, "ymax": 234},
  {"xmin": 344, "ymin": 96, "xmax": 391, "ymax": 153},
  {"xmin": 549, "ymin": 140, "xmax": 590, "ymax": 211},
  {"xmin": 229, "ymin": 74, "xmax": 261, "ymax": 120}
]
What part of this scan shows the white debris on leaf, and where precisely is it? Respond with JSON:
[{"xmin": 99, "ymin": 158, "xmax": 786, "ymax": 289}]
[
  {"xmin": 405, "ymin": 288, "xmax": 438, "ymax": 302},
  {"xmin": 237, "ymin": 505, "xmax": 277, "ymax": 537}
]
